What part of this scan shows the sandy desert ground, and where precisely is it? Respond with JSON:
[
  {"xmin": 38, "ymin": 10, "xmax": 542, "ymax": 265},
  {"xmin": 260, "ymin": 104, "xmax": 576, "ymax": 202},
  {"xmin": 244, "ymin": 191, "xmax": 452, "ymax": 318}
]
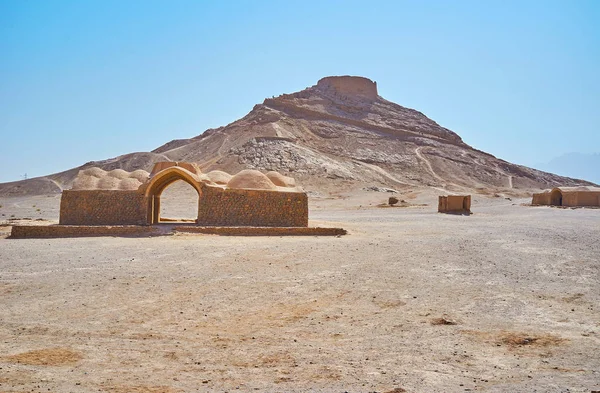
[{"xmin": 0, "ymin": 188, "xmax": 599, "ymax": 393}]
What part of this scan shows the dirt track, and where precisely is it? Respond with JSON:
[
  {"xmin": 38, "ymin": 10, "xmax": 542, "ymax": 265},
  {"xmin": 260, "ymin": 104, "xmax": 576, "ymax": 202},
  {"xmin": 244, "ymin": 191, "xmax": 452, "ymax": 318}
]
[{"xmin": 0, "ymin": 193, "xmax": 599, "ymax": 392}]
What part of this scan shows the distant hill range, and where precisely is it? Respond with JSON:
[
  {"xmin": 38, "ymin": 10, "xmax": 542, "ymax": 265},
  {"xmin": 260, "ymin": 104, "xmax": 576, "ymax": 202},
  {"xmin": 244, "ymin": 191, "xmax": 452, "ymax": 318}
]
[{"xmin": 0, "ymin": 76, "xmax": 595, "ymax": 196}]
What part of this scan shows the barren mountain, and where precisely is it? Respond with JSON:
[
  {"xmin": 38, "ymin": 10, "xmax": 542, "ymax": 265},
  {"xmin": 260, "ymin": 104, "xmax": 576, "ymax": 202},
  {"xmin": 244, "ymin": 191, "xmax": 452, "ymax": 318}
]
[{"xmin": 0, "ymin": 76, "xmax": 594, "ymax": 196}]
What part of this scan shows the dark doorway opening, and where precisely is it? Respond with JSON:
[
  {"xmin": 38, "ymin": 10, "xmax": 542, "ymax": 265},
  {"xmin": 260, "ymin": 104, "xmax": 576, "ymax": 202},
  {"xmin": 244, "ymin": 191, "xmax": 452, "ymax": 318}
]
[{"xmin": 550, "ymin": 189, "xmax": 563, "ymax": 206}]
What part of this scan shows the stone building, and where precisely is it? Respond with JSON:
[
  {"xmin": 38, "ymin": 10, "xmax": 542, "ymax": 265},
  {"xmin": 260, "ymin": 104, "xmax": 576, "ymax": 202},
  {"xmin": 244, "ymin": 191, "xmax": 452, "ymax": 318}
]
[
  {"xmin": 438, "ymin": 195, "xmax": 471, "ymax": 214},
  {"xmin": 59, "ymin": 162, "xmax": 308, "ymax": 227},
  {"xmin": 532, "ymin": 186, "xmax": 600, "ymax": 207}
]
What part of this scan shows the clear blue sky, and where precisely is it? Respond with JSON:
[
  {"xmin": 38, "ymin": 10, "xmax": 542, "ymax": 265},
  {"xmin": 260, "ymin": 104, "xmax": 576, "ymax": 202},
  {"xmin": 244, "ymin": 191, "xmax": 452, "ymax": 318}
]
[{"xmin": 1, "ymin": 0, "xmax": 599, "ymax": 183}]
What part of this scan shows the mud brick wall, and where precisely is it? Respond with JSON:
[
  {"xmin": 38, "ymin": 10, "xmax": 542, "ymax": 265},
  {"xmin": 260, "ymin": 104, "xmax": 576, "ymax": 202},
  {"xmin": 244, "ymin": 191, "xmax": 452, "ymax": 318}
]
[
  {"xmin": 532, "ymin": 193, "xmax": 551, "ymax": 205},
  {"xmin": 60, "ymin": 190, "xmax": 148, "ymax": 225},
  {"xmin": 11, "ymin": 225, "xmax": 158, "ymax": 238},
  {"xmin": 565, "ymin": 192, "xmax": 600, "ymax": 207},
  {"xmin": 175, "ymin": 226, "xmax": 345, "ymax": 236},
  {"xmin": 197, "ymin": 186, "xmax": 308, "ymax": 227},
  {"xmin": 562, "ymin": 192, "xmax": 578, "ymax": 207},
  {"xmin": 532, "ymin": 191, "xmax": 600, "ymax": 207}
]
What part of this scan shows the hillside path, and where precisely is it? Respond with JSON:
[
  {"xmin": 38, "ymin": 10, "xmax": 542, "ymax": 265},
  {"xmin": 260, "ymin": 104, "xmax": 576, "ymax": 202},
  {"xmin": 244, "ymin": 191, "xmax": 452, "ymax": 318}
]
[
  {"xmin": 415, "ymin": 147, "xmax": 445, "ymax": 182},
  {"xmin": 44, "ymin": 178, "xmax": 63, "ymax": 192},
  {"xmin": 198, "ymin": 134, "xmax": 231, "ymax": 169},
  {"xmin": 353, "ymin": 160, "xmax": 416, "ymax": 187}
]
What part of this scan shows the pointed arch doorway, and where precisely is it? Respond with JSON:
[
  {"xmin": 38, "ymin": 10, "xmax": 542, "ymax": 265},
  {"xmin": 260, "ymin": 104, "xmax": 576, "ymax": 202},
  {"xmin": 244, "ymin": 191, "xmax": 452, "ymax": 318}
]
[
  {"xmin": 159, "ymin": 180, "xmax": 199, "ymax": 222},
  {"xmin": 143, "ymin": 167, "xmax": 202, "ymax": 225}
]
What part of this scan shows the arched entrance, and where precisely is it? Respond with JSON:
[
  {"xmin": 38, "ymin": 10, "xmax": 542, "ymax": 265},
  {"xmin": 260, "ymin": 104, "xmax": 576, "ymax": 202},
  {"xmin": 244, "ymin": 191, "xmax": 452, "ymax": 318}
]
[
  {"xmin": 550, "ymin": 189, "xmax": 563, "ymax": 206},
  {"xmin": 143, "ymin": 167, "xmax": 202, "ymax": 225},
  {"xmin": 159, "ymin": 180, "xmax": 199, "ymax": 222}
]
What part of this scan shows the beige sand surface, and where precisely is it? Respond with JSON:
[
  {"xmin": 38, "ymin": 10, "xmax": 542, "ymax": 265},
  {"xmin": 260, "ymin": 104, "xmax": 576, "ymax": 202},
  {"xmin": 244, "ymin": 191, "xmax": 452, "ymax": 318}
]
[{"xmin": 0, "ymin": 191, "xmax": 599, "ymax": 392}]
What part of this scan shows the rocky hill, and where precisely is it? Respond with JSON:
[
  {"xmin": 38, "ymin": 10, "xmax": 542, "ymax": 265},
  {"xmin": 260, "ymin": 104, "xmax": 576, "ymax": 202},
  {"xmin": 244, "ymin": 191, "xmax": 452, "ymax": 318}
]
[{"xmin": 0, "ymin": 76, "xmax": 594, "ymax": 196}]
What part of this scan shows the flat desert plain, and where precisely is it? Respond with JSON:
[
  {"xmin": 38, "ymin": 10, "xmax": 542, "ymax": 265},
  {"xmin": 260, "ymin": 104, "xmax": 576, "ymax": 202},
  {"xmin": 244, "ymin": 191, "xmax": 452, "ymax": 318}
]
[{"xmin": 0, "ymin": 191, "xmax": 599, "ymax": 393}]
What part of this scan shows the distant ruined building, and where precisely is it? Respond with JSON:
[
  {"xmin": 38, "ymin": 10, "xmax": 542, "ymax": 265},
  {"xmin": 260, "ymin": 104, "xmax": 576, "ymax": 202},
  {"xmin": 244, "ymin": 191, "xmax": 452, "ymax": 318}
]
[
  {"xmin": 438, "ymin": 195, "xmax": 472, "ymax": 214},
  {"xmin": 532, "ymin": 186, "xmax": 600, "ymax": 207}
]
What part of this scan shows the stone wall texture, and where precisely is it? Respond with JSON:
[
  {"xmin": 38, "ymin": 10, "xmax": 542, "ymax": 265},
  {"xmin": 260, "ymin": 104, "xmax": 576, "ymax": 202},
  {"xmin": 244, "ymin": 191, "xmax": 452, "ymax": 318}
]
[
  {"xmin": 175, "ymin": 226, "xmax": 345, "ymax": 236},
  {"xmin": 532, "ymin": 192, "xmax": 551, "ymax": 205},
  {"xmin": 10, "ymin": 225, "xmax": 158, "ymax": 238},
  {"xmin": 564, "ymin": 191, "xmax": 600, "ymax": 207},
  {"xmin": 197, "ymin": 185, "xmax": 308, "ymax": 227},
  {"xmin": 10, "ymin": 224, "xmax": 343, "ymax": 238},
  {"xmin": 60, "ymin": 190, "xmax": 148, "ymax": 225}
]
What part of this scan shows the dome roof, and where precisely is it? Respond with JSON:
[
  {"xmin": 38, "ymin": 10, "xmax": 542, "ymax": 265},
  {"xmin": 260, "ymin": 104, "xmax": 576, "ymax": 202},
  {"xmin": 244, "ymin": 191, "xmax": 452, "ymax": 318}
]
[
  {"xmin": 81, "ymin": 167, "xmax": 106, "ymax": 178},
  {"xmin": 206, "ymin": 170, "xmax": 233, "ymax": 185},
  {"xmin": 227, "ymin": 170, "xmax": 277, "ymax": 190},
  {"xmin": 71, "ymin": 167, "xmax": 150, "ymax": 190},
  {"xmin": 107, "ymin": 169, "xmax": 129, "ymax": 179},
  {"xmin": 266, "ymin": 171, "xmax": 296, "ymax": 188}
]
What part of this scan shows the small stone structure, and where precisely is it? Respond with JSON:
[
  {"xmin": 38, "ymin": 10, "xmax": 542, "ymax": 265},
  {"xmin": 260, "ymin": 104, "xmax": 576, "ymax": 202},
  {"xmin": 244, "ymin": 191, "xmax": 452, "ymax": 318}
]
[
  {"xmin": 59, "ymin": 162, "xmax": 308, "ymax": 227},
  {"xmin": 438, "ymin": 195, "xmax": 471, "ymax": 214},
  {"xmin": 532, "ymin": 186, "xmax": 600, "ymax": 207}
]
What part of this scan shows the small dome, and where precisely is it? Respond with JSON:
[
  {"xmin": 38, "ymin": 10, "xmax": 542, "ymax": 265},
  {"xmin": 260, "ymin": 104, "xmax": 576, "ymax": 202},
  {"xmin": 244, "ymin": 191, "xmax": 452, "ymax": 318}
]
[
  {"xmin": 81, "ymin": 167, "xmax": 106, "ymax": 178},
  {"xmin": 107, "ymin": 169, "xmax": 129, "ymax": 179},
  {"xmin": 97, "ymin": 176, "xmax": 120, "ymax": 190},
  {"xmin": 72, "ymin": 175, "xmax": 99, "ymax": 190},
  {"xmin": 266, "ymin": 171, "xmax": 296, "ymax": 188},
  {"xmin": 118, "ymin": 178, "xmax": 142, "ymax": 190},
  {"xmin": 227, "ymin": 170, "xmax": 277, "ymax": 190},
  {"xmin": 206, "ymin": 170, "xmax": 233, "ymax": 185},
  {"xmin": 129, "ymin": 169, "xmax": 150, "ymax": 182}
]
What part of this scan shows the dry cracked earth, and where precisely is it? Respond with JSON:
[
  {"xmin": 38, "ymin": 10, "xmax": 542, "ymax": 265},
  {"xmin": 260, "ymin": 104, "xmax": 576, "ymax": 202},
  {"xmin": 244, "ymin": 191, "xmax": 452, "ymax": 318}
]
[{"xmin": 0, "ymin": 190, "xmax": 599, "ymax": 393}]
